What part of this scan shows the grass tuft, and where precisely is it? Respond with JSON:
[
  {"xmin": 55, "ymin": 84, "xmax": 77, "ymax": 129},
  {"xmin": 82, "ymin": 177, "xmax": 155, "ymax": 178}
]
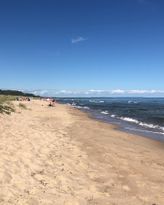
[
  {"xmin": 0, "ymin": 95, "xmax": 15, "ymax": 114},
  {"xmin": 0, "ymin": 104, "xmax": 15, "ymax": 114}
]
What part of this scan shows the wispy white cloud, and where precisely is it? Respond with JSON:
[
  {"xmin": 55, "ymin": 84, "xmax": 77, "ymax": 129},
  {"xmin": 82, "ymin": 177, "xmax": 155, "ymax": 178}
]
[
  {"xmin": 127, "ymin": 90, "xmax": 164, "ymax": 94},
  {"xmin": 111, "ymin": 89, "xmax": 125, "ymax": 94},
  {"xmin": 89, "ymin": 89, "xmax": 105, "ymax": 93},
  {"xmin": 71, "ymin": 36, "xmax": 87, "ymax": 44},
  {"xmin": 27, "ymin": 89, "xmax": 164, "ymax": 97}
]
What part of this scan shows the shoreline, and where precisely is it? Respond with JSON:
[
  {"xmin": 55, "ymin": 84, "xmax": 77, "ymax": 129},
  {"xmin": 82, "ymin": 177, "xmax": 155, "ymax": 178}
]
[
  {"xmin": 68, "ymin": 104, "xmax": 164, "ymax": 146},
  {"xmin": 0, "ymin": 100, "xmax": 164, "ymax": 204},
  {"xmin": 71, "ymin": 106, "xmax": 164, "ymax": 143},
  {"xmin": 57, "ymin": 97, "xmax": 164, "ymax": 142}
]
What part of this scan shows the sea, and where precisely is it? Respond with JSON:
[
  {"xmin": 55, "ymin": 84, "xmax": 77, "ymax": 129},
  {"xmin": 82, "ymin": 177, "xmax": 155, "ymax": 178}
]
[{"xmin": 56, "ymin": 97, "xmax": 164, "ymax": 142}]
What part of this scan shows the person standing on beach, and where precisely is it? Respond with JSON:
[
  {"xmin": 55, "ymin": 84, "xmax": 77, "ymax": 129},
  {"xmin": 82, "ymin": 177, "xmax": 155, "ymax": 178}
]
[{"xmin": 52, "ymin": 99, "xmax": 56, "ymax": 106}]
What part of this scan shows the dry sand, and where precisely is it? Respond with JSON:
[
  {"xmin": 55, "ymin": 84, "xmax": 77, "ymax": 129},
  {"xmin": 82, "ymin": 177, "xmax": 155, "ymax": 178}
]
[{"xmin": 0, "ymin": 100, "xmax": 164, "ymax": 205}]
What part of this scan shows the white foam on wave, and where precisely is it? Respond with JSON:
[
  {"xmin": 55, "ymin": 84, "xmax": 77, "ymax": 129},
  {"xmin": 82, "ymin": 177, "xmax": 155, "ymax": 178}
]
[
  {"xmin": 125, "ymin": 127, "xmax": 164, "ymax": 135},
  {"xmin": 83, "ymin": 106, "xmax": 90, "ymax": 110},
  {"xmin": 119, "ymin": 117, "xmax": 164, "ymax": 133},
  {"xmin": 72, "ymin": 105, "xmax": 82, "ymax": 109},
  {"xmin": 111, "ymin": 114, "xmax": 116, "ymax": 118},
  {"xmin": 71, "ymin": 104, "xmax": 90, "ymax": 110},
  {"xmin": 89, "ymin": 100, "xmax": 104, "ymax": 103},
  {"xmin": 101, "ymin": 111, "xmax": 109, "ymax": 115},
  {"xmin": 120, "ymin": 117, "xmax": 139, "ymax": 124},
  {"xmin": 139, "ymin": 122, "xmax": 164, "ymax": 131}
]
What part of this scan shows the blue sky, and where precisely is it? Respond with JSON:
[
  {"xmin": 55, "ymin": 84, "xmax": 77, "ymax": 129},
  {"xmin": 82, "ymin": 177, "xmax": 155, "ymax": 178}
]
[{"xmin": 0, "ymin": 0, "xmax": 164, "ymax": 96}]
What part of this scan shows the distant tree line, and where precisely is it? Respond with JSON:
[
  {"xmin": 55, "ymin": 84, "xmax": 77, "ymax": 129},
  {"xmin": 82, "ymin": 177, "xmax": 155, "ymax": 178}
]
[{"xmin": 0, "ymin": 89, "xmax": 39, "ymax": 97}]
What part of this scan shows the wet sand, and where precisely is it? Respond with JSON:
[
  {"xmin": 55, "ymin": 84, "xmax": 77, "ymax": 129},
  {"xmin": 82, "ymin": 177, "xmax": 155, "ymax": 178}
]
[{"xmin": 0, "ymin": 100, "xmax": 164, "ymax": 205}]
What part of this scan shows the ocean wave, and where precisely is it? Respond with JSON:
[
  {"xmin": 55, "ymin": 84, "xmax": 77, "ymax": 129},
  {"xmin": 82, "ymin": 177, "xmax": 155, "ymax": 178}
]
[
  {"xmin": 138, "ymin": 122, "xmax": 164, "ymax": 131},
  {"xmin": 72, "ymin": 105, "xmax": 82, "ymax": 109},
  {"xmin": 71, "ymin": 105, "xmax": 90, "ymax": 110},
  {"xmin": 101, "ymin": 111, "xmax": 109, "ymax": 115},
  {"xmin": 89, "ymin": 100, "xmax": 104, "ymax": 103},
  {"xmin": 125, "ymin": 127, "xmax": 164, "ymax": 135},
  {"xmin": 119, "ymin": 117, "xmax": 164, "ymax": 132},
  {"xmin": 83, "ymin": 106, "xmax": 90, "ymax": 110},
  {"xmin": 120, "ymin": 117, "xmax": 139, "ymax": 124}
]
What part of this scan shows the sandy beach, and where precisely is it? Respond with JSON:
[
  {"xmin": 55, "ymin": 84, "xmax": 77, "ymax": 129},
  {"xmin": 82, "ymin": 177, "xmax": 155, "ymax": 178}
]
[{"xmin": 0, "ymin": 100, "xmax": 164, "ymax": 205}]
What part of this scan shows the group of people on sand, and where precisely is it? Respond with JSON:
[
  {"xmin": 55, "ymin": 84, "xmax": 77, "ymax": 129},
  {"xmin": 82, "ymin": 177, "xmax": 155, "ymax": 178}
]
[
  {"xmin": 16, "ymin": 97, "xmax": 31, "ymax": 101},
  {"xmin": 46, "ymin": 98, "xmax": 56, "ymax": 107},
  {"xmin": 16, "ymin": 96, "xmax": 56, "ymax": 107}
]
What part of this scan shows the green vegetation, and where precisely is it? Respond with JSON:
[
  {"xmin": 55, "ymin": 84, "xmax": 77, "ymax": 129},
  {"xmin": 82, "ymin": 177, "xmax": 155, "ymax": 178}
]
[
  {"xmin": 0, "ymin": 95, "xmax": 15, "ymax": 114},
  {"xmin": 0, "ymin": 95, "xmax": 16, "ymax": 103},
  {"xmin": 0, "ymin": 89, "xmax": 37, "ymax": 97},
  {"xmin": 0, "ymin": 104, "xmax": 15, "ymax": 114},
  {"xmin": 0, "ymin": 89, "xmax": 39, "ymax": 114}
]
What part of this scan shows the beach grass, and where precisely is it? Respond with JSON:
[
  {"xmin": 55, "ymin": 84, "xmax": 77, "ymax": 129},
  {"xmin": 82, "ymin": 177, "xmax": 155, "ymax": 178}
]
[
  {"xmin": 0, "ymin": 95, "xmax": 16, "ymax": 103},
  {"xmin": 0, "ymin": 95, "xmax": 15, "ymax": 114}
]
